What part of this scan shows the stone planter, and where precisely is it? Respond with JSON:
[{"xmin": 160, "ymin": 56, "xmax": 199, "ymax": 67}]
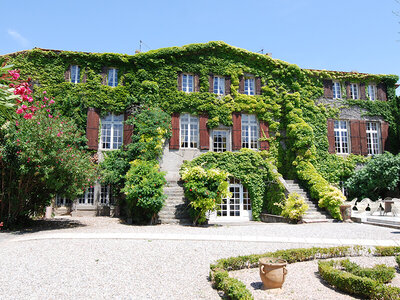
[
  {"xmin": 259, "ymin": 257, "xmax": 287, "ymax": 289},
  {"xmin": 45, "ymin": 206, "xmax": 52, "ymax": 219},
  {"xmin": 340, "ymin": 204, "xmax": 352, "ymax": 221}
]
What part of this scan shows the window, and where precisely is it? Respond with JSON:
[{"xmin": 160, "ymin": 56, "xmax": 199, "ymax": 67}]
[
  {"xmin": 212, "ymin": 130, "xmax": 228, "ymax": 152},
  {"xmin": 368, "ymin": 84, "xmax": 376, "ymax": 101},
  {"xmin": 217, "ymin": 178, "xmax": 251, "ymax": 218},
  {"xmin": 180, "ymin": 114, "xmax": 198, "ymax": 148},
  {"xmin": 366, "ymin": 122, "xmax": 380, "ymax": 155},
  {"xmin": 100, "ymin": 185, "xmax": 112, "ymax": 205},
  {"xmin": 350, "ymin": 83, "xmax": 359, "ymax": 99},
  {"xmin": 182, "ymin": 74, "xmax": 194, "ymax": 93},
  {"xmin": 241, "ymin": 114, "xmax": 258, "ymax": 149},
  {"xmin": 108, "ymin": 68, "xmax": 118, "ymax": 87},
  {"xmin": 332, "ymin": 82, "xmax": 341, "ymax": 99},
  {"xmin": 100, "ymin": 113, "xmax": 123, "ymax": 150},
  {"xmin": 334, "ymin": 120, "xmax": 349, "ymax": 154},
  {"xmin": 213, "ymin": 76, "xmax": 225, "ymax": 95},
  {"xmin": 70, "ymin": 65, "xmax": 80, "ymax": 84},
  {"xmin": 244, "ymin": 78, "xmax": 255, "ymax": 95},
  {"xmin": 78, "ymin": 187, "xmax": 94, "ymax": 205},
  {"xmin": 56, "ymin": 195, "xmax": 71, "ymax": 206}
]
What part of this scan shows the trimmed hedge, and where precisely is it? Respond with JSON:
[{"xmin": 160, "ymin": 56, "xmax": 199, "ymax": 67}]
[
  {"xmin": 339, "ymin": 259, "xmax": 395, "ymax": 284},
  {"xmin": 318, "ymin": 260, "xmax": 400, "ymax": 299}
]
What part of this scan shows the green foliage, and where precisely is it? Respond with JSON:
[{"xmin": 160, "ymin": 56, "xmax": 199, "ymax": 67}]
[
  {"xmin": 181, "ymin": 150, "xmax": 286, "ymax": 220},
  {"xmin": 180, "ymin": 165, "xmax": 229, "ymax": 225},
  {"xmin": 396, "ymin": 255, "xmax": 400, "ymax": 268},
  {"xmin": 0, "ymin": 109, "xmax": 97, "ymax": 226},
  {"xmin": 346, "ymin": 152, "xmax": 400, "ymax": 201},
  {"xmin": 0, "ymin": 60, "xmax": 18, "ymax": 122},
  {"xmin": 275, "ymin": 192, "xmax": 308, "ymax": 222},
  {"xmin": 122, "ymin": 159, "xmax": 166, "ymax": 224},
  {"xmin": 213, "ymin": 270, "xmax": 253, "ymax": 300},
  {"xmin": 375, "ymin": 246, "xmax": 400, "ymax": 257},
  {"xmin": 339, "ymin": 259, "xmax": 395, "ymax": 284},
  {"xmin": 318, "ymin": 260, "xmax": 400, "ymax": 299}
]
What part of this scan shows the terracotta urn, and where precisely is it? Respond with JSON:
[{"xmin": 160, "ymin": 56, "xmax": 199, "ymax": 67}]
[{"xmin": 259, "ymin": 257, "xmax": 287, "ymax": 289}]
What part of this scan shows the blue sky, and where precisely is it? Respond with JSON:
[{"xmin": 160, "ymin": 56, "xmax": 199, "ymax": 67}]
[{"xmin": 1, "ymin": 0, "xmax": 400, "ymax": 78}]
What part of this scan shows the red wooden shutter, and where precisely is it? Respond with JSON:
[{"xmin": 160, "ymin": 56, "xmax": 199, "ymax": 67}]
[
  {"xmin": 238, "ymin": 76, "xmax": 244, "ymax": 94},
  {"xmin": 209, "ymin": 74, "xmax": 214, "ymax": 93},
  {"xmin": 255, "ymin": 77, "xmax": 262, "ymax": 95},
  {"xmin": 345, "ymin": 82, "xmax": 351, "ymax": 99},
  {"xmin": 86, "ymin": 108, "xmax": 100, "ymax": 150},
  {"xmin": 323, "ymin": 80, "xmax": 333, "ymax": 98},
  {"xmin": 359, "ymin": 121, "xmax": 368, "ymax": 155},
  {"xmin": 259, "ymin": 121, "xmax": 269, "ymax": 151},
  {"xmin": 350, "ymin": 120, "xmax": 361, "ymax": 154},
  {"xmin": 64, "ymin": 66, "xmax": 71, "ymax": 82},
  {"xmin": 232, "ymin": 112, "xmax": 242, "ymax": 150},
  {"xmin": 177, "ymin": 72, "xmax": 182, "ymax": 91},
  {"xmin": 381, "ymin": 121, "xmax": 389, "ymax": 151},
  {"xmin": 123, "ymin": 112, "xmax": 134, "ymax": 146},
  {"xmin": 82, "ymin": 68, "xmax": 87, "ymax": 83},
  {"xmin": 169, "ymin": 113, "xmax": 180, "ymax": 149},
  {"xmin": 377, "ymin": 83, "xmax": 387, "ymax": 101},
  {"xmin": 327, "ymin": 119, "xmax": 335, "ymax": 153},
  {"xmin": 194, "ymin": 74, "xmax": 200, "ymax": 92},
  {"xmin": 199, "ymin": 114, "xmax": 209, "ymax": 150},
  {"xmin": 225, "ymin": 76, "xmax": 231, "ymax": 95},
  {"xmin": 359, "ymin": 83, "xmax": 366, "ymax": 100}
]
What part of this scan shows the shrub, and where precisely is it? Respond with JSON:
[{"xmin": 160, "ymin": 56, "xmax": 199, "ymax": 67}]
[
  {"xmin": 396, "ymin": 255, "xmax": 400, "ymax": 268},
  {"xmin": 339, "ymin": 259, "xmax": 395, "ymax": 284},
  {"xmin": 375, "ymin": 246, "xmax": 400, "ymax": 257},
  {"xmin": 213, "ymin": 270, "xmax": 253, "ymax": 300},
  {"xmin": 122, "ymin": 159, "xmax": 166, "ymax": 224},
  {"xmin": 346, "ymin": 152, "xmax": 400, "ymax": 201},
  {"xmin": 180, "ymin": 165, "xmax": 229, "ymax": 225},
  {"xmin": 275, "ymin": 192, "xmax": 308, "ymax": 222}
]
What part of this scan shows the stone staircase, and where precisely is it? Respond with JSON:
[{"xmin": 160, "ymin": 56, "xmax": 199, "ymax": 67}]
[
  {"xmin": 285, "ymin": 180, "xmax": 332, "ymax": 223},
  {"xmin": 158, "ymin": 182, "xmax": 191, "ymax": 225}
]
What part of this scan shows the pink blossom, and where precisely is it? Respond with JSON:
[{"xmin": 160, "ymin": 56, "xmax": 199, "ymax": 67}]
[
  {"xmin": 16, "ymin": 108, "xmax": 23, "ymax": 114},
  {"xmin": 21, "ymin": 104, "xmax": 27, "ymax": 110},
  {"xmin": 49, "ymin": 99, "xmax": 55, "ymax": 104},
  {"xmin": 28, "ymin": 97, "xmax": 33, "ymax": 102},
  {"xmin": 23, "ymin": 113, "xmax": 33, "ymax": 119},
  {"xmin": 48, "ymin": 114, "xmax": 53, "ymax": 118},
  {"xmin": 46, "ymin": 109, "xmax": 50, "ymax": 112},
  {"xmin": 8, "ymin": 70, "xmax": 20, "ymax": 80},
  {"xmin": 44, "ymin": 97, "xmax": 48, "ymax": 101},
  {"xmin": 43, "ymin": 91, "xmax": 47, "ymax": 94},
  {"xmin": 57, "ymin": 132, "xmax": 61, "ymax": 137},
  {"xmin": 37, "ymin": 122, "xmax": 40, "ymax": 125}
]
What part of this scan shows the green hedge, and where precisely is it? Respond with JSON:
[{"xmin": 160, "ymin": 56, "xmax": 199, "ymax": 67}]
[
  {"xmin": 339, "ymin": 259, "xmax": 395, "ymax": 284},
  {"xmin": 318, "ymin": 260, "xmax": 400, "ymax": 299}
]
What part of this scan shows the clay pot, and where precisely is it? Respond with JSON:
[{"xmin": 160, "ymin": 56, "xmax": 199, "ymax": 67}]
[{"xmin": 259, "ymin": 257, "xmax": 287, "ymax": 289}]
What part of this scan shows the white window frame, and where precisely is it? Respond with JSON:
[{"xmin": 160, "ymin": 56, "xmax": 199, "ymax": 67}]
[
  {"xmin": 213, "ymin": 76, "xmax": 225, "ymax": 95},
  {"xmin": 368, "ymin": 84, "xmax": 377, "ymax": 101},
  {"xmin": 332, "ymin": 81, "xmax": 341, "ymax": 99},
  {"xmin": 241, "ymin": 114, "xmax": 258, "ymax": 150},
  {"xmin": 108, "ymin": 68, "xmax": 118, "ymax": 87},
  {"xmin": 244, "ymin": 77, "xmax": 255, "ymax": 95},
  {"xmin": 100, "ymin": 185, "xmax": 112, "ymax": 206},
  {"xmin": 366, "ymin": 122, "xmax": 380, "ymax": 155},
  {"xmin": 100, "ymin": 113, "xmax": 123, "ymax": 150},
  {"xmin": 350, "ymin": 83, "xmax": 359, "ymax": 99},
  {"xmin": 78, "ymin": 187, "xmax": 94, "ymax": 205},
  {"xmin": 180, "ymin": 113, "xmax": 199, "ymax": 148},
  {"xmin": 56, "ymin": 195, "xmax": 71, "ymax": 206},
  {"xmin": 70, "ymin": 65, "xmax": 80, "ymax": 84},
  {"xmin": 212, "ymin": 129, "xmax": 230, "ymax": 152},
  {"xmin": 182, "ymin": 74, "xmax": 194, "ymax": 93},
  {"xmin": 334, "ymin": 120, "xmax": 349, "ymax": 154}
]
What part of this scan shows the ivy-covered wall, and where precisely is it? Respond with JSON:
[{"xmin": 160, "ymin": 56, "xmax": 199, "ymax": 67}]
[{"xmin": 5, "ymin": 41, "xmax": 399, "ymax": 219}]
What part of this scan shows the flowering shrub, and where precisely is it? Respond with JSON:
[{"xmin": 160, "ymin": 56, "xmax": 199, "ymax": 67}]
[
  {"xmin": 275, "ymin": 192, "xmax": 309, "ymax": 222},
  {"xmin": 122, "ymin": 159, "xmax": 166, "ymax": 224},
  {"xmin": 0, "ymin": 95, "xmax": 96, "ymax": 227},
  {"xmin": 180, "ymin": 165, "xmax": 230, "ymax": 225}
]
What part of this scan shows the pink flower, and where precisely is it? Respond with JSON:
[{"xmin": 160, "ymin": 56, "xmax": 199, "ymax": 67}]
[
  {"xmin": 44, "ymin": 97, "xmax": 48, "ymax": 101},
  {"xmin": 16, "ymin": 108, "xmax": 23, "ymax": 114},
  {"xmin": 23, "ymin": 113, "xmax": 33, "ymax": 119},
  {"xmin": 43, "ymin": 91, "xmax": 47, "ymax": 94},
  {"xmin": 28, "ymin": 97, "xmax": 33, "ymax": 102},
  {"xmin": 21, "ymin": 104, "xmax": 27, "ymax": 110},
  {"xmin": 48, "ymin": 114, "xmax": 53, "ymax": 118},
  {"xmin": 57, "ymin": 132, "xmax": 61, "ymax": 137},
  {"xmin": 8, "ymin": 70, "xmax": 20, "ymax": 80},
  {"xmin": 46, "ymin": 109, "xmax": 50, "ymax": 112},
  {"xmin": 37, "ymin": 122, "xmax": 40, "ymax": 125},
  {"xmin": 49, "ymin": 99, "xmax": 55, "ymax": 104}
]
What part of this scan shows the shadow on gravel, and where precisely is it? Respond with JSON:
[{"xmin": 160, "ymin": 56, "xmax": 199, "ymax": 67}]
[
  {"xmin": 7, "ymin": 218, "xmax": 86, "ymax": 235},
  {"xmin": 250, "ymin": 281, "xmax": 263, "ymax": 290}
]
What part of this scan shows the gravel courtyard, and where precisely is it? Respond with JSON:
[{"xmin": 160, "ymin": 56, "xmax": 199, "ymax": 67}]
[{"xmin": 1, "ymin": 217, "xmax": 400, "ymax": 299}]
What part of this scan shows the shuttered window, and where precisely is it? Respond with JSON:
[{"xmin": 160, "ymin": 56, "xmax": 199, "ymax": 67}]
[
  {"xmin": 366, "ymin": 122, "xmax": 380, "ymax": 155},
  {"xmin": 180, "ymin": 114, "xmax": 198, "ymax": 148},
  {"xmin": 334, "ymin": 120, "xmax": 349, "ymax": 154},
  {"xmin": 101, "ymin": 113, "xmax": 123, "ymax": 150},
  {"xmin": 368, "ymin": 84, "xmax": 377, "ymax": 101},
  {"xmin": 244, "ymin": 78, "xmax": 255, "ymax": 95}
]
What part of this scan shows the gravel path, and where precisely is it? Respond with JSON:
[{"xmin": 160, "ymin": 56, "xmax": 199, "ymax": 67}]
[
  {"xmin": 231, "ymin": 256, "xmax": 400, "ymax": 300},
  {"xmin": 0, "ymin": 217, "xmax": 400, "ymax": 299}
]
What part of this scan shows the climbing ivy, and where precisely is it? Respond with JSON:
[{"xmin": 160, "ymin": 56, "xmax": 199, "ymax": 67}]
[{"xmin": 5, "ymin": 41, "xmax": 399, "ymax": 219}]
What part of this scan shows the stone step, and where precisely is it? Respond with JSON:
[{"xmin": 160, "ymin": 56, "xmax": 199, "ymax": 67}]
[{"xmin": 159, "ymin": 218, "xmax": 191, "ymax": 225}]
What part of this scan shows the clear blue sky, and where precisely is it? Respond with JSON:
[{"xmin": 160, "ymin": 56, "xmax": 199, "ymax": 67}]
[{"xmin": 1, "ymin": 0, "xmax": 400, "ymax": 78}]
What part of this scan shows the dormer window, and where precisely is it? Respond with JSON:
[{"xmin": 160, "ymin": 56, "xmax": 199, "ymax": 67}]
[
  {"xmin": 70, "ymin": 65, "xmax": 80, "ymax": 83},
  {"xmin": 332, "ymin": 82, "xmax": 341, "ymax": 99},
  {"xmin": 368, "ymin": 84, "xmax": 377, "ymax": 101},
  {"xmin": 108, "ymin": 68, "xmax": 118, "ymax": 87},
  {"xmin": 350, "ymin": 83, "xmax": 359, "ymax": 99},
  {"xmin": 182, "ymin": 74, "xmax": 194, "ymax": 93},
  {"xmin": 244, "ymin": 77, "xmax": 255, "ymax": 95}
]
